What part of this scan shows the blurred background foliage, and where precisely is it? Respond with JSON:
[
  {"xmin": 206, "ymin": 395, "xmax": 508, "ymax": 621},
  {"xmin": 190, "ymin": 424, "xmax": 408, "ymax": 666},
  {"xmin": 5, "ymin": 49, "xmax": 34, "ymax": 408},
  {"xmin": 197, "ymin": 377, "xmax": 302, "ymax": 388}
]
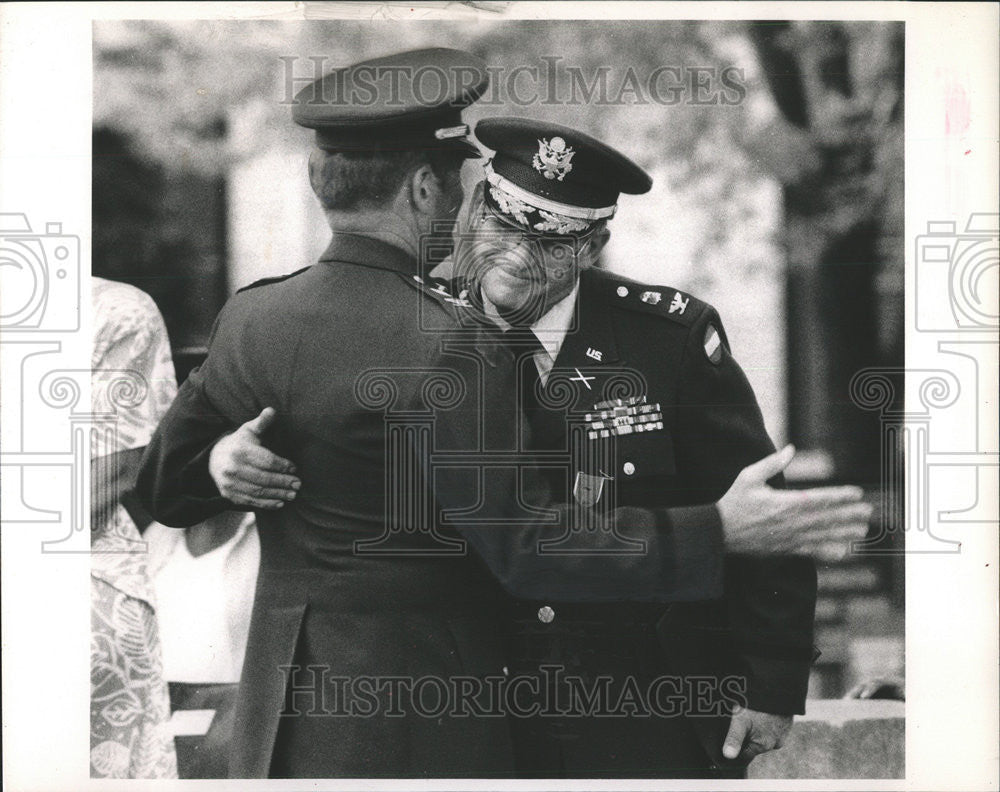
[{"xmin": 94, "ymin": 20, "xmax": 792, "ymax": 283}]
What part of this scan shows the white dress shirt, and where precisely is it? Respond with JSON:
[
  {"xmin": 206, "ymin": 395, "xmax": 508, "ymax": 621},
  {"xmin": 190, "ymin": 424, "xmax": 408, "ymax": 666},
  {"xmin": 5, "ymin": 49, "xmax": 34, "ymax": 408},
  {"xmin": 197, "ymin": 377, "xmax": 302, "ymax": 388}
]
[{"xmin": 482, "ymin": 282, "xmax": 580, "ymax": 384}]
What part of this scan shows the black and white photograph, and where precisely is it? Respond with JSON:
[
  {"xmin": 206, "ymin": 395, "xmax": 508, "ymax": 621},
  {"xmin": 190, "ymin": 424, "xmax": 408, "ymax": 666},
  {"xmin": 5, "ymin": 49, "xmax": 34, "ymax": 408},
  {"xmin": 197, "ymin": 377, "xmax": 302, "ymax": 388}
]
[{"xmin": 0, "ymin": 3, "xmax": 996, "ymax": 790}]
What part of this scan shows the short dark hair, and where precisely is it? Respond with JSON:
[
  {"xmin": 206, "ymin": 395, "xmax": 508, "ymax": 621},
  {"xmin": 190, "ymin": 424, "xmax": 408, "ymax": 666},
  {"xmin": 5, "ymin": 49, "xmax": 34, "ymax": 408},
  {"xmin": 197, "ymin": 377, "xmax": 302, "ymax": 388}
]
[{"xmin": 308, "ymin": 148, "xmax": 465, "ymax": 211}]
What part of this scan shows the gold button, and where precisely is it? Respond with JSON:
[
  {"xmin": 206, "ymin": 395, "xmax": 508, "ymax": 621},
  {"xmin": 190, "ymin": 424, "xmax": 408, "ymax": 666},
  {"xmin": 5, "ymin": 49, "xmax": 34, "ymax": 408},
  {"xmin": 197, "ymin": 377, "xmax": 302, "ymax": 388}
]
[
  {"xmin": 537, "ymin": 606, "xmax": 555, "ymax": 623},
  {"xmin": 616, "ymin": 286, "xmax": 629, "ymax": 298},
  {"xmin": 623, "ymin": 461, "xmax": 636, "ymax": 475}
]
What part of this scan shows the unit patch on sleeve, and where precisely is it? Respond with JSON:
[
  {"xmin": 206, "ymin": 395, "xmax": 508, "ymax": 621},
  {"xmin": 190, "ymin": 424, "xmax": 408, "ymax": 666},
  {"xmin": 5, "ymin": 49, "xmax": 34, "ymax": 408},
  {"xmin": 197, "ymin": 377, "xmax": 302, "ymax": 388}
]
[{"xmin": 703, "ymin": 323, "xmax": 723, "ymax": 364}]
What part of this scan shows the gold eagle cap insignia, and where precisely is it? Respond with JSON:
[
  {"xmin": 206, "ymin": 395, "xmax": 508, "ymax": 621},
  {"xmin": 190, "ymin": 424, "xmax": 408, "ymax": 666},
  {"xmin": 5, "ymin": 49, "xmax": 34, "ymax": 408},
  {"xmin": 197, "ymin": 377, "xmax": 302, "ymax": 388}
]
[{"xmin": 532, "ymin": 136, "xmax": 575, "ymax": 181}]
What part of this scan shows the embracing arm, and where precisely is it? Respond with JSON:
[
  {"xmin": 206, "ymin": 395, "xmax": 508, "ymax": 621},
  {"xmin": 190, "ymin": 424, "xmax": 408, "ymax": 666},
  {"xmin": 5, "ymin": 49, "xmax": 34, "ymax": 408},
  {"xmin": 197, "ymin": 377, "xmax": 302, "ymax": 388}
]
[
  {"xmin": 135, "ymin": 378, "xmax": 300, "ymax": 527},
  {"xmin": 136, "ymin": 366, "xmax": 245, "ymax": 526},
  {"xmin": 134, "ymin": 294, "xmax": 294, "ymax": 527}
]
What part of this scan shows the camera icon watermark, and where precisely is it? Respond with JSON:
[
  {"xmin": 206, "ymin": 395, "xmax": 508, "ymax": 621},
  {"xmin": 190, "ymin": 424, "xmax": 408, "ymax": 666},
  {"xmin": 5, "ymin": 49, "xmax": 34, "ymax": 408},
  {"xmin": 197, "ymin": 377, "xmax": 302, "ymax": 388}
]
[
  {"xmin": 0, "ymin": 212, "xmax": 81, "ymax": 332},
  {"xmin": 914, "ymin": 213, "xmax": 999, "ymax": 332},
  {"xmin": 418, "ymin": 222, "xmax": 583, "ymax": 333}
]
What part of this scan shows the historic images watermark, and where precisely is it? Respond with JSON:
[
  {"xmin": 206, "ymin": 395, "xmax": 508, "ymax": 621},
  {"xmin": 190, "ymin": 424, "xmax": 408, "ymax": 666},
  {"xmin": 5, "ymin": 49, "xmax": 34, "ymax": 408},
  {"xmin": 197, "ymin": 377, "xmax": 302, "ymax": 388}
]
[
  {"xmin": 914, "ymin": 214, "xmax": 998, "ymax": 333},
  {"xmin": 0, "ymin": 212, "xmax": 80, "ymax": 333},
  {"xmin": 278, "ymin": 665, "xmax": 748, "ymax": 720},
  {"xmin": 0, "ymin": 212, "xmax": 157, "ymax": 553},
  {"xmin": 0, "ymin": 212, "xmax": 89, "ymax": 552},
  {"xmin": 849, "ymin": 213, "xmax": 998, "ymax": 554},
  {"xmin": 280, "ymin": 56, "xmax": 747, "ymax": 108}
]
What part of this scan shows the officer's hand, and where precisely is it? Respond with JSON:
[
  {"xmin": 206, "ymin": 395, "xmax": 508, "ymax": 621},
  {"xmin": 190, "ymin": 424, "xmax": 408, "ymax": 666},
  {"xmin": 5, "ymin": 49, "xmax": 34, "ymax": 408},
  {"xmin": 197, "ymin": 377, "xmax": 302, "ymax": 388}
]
[
  {"xmin": 845, "ymin": 676, "xmax": 905, "ymax": 701},
  {"xmin": 722, "ymin": 705, "xmax": 793, "ymax": 762},
  {"xmin": 718, "ymin": 444, "xmax": 872, "ymax": 559},
  {"xmin": 208, "ymin": 407, "xmax": 300, "ymax": 509}
]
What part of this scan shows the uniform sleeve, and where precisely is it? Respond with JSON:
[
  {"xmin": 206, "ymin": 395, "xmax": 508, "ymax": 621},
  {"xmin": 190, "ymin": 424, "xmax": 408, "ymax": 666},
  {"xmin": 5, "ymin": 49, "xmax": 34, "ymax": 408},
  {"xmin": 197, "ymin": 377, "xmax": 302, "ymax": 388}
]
[
  {"xmin": 423, "ymin": 338, "xmax": 726, "ymax": 603},
  {"xmin": 134, "ymin": 297, "xmax": 265, "ymax": 527},
  {"xmin": 673, "ymin": 305, "xmax": 817, "ymax": 715}
]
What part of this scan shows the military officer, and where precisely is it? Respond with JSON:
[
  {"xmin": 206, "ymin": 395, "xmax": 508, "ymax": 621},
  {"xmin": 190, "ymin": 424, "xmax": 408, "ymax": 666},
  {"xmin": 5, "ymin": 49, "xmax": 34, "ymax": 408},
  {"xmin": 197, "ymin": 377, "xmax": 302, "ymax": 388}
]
[
  {"xmin": 136, "ymin": 47, "xmax": 522, "ymax": 778},
  {"xmin": 440, "ymin": 117, "xmax": 826, "ymax": 777},
  {"xmin": 137, "ymin": 57, "xmax": 870, "ymax": 778}
]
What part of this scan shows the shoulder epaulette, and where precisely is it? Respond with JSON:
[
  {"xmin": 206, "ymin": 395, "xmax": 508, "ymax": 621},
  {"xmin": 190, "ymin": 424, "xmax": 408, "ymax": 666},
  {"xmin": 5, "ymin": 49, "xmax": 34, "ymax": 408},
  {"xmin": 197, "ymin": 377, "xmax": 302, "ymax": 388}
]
[
  {"xmin": 236, "ymin": 266, "xmax": 312, "ymax": 294},
  {"xmin": 592, "ymin": 269, "xmax": 708, "ymax": 327}
]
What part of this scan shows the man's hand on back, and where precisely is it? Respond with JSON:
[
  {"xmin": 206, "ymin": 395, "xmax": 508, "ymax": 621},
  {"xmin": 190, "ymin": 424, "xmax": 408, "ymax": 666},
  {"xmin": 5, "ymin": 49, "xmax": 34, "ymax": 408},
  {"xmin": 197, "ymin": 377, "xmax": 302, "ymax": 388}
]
[
  {"xmin": 208, "ymin": 407, "xmax": 300, "ymax": 509},
  {"xmin": 717, "ymin": 444, "xmax": 872, "ymax": 561}
]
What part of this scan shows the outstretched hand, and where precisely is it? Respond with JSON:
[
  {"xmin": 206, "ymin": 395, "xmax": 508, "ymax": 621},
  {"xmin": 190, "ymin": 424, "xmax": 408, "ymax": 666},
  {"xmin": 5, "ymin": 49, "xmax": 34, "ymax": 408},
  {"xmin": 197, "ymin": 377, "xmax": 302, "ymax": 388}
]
[{"xmin": 718, "ymin": 445, "xmax": 872, "ymax": 560}]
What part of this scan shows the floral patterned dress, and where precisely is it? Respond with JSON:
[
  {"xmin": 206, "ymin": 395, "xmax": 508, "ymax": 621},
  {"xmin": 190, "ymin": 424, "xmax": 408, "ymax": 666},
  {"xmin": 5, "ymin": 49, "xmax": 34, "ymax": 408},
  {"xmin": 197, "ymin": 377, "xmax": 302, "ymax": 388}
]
[{"xmin": 90, "ymin": 278, "xmax": 178, "ymax": 778}]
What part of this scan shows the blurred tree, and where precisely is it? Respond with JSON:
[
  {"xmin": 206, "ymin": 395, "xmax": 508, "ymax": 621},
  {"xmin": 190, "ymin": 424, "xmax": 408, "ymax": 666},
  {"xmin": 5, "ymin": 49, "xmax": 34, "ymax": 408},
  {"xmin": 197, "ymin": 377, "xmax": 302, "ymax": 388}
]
[
  {"xmin": 92, "ymin": 126, "xmax": 228, "ymax": 359},
  {"xmin": 94, "ymin": 19, "xmax": 774, "ymax": 333},
  {"xmin": 744, "ymin": 20, "xmax": 904, "ymax": 485}
]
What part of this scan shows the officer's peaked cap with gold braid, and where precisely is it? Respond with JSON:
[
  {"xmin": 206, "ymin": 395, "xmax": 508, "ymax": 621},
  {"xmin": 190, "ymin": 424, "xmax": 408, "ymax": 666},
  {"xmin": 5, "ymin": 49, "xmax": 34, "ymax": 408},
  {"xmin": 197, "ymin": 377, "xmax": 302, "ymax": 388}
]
[{"xmin": 475, "ymin": 117, "xmax": 652, "ymax": 236}]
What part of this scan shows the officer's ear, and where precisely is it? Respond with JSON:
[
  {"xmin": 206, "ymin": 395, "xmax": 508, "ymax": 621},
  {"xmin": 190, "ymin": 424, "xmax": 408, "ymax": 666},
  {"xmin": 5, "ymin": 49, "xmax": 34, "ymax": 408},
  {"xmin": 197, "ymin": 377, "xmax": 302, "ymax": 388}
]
[
  {"xmin": 582, "ymin": 225, "xmax": 610, "ymax": 264},
  {"xmin": 407, "ymin": 162, "xmax": 442, "ymax": 217}
]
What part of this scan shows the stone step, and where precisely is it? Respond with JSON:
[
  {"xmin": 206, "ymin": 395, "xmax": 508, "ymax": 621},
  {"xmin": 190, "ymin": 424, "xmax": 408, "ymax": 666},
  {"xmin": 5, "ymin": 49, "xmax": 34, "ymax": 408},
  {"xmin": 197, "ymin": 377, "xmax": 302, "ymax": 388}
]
[{"xmin": 748, "ymin": 699, "xmax": 904, "ymax": 779}]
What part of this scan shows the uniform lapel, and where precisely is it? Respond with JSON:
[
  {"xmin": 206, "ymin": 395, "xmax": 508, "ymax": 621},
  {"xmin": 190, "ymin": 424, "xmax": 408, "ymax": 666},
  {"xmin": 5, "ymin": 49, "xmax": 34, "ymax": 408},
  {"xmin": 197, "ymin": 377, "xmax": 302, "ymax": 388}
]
[{"xmin": 549, "ymin": 267, "xmax": 623, "ymax": 415}]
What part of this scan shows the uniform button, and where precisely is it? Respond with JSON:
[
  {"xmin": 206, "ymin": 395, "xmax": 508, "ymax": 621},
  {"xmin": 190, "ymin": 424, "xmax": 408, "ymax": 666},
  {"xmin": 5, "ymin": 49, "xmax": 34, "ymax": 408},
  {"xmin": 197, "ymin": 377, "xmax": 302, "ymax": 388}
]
[
  {"xmin": 537, "ymin": 605, "xmax": 555, "ymax": 623},
  {"xmin": 616, "ymin": 286, "xmax": 629, "ymax": 298},
  {"xmin": 623, "ymin": 461, "xmax": 636, "ymax": 476}
]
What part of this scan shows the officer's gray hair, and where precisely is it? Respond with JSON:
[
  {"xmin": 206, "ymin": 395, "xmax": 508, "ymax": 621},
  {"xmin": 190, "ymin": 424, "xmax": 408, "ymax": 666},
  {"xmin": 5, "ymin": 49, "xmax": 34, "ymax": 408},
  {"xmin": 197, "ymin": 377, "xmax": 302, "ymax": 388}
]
[{"xmin": 308, "ymin": 148, "xmax": 464, "ymax": 211}]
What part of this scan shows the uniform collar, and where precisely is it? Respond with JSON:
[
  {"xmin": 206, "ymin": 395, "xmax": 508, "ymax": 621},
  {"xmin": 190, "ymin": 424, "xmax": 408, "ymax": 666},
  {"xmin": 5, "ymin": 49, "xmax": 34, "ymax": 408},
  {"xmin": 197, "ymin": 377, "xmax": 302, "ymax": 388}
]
[
  {"xmin": 481, "ymin": 282, "xmax": 580, "ymax": 364},
  {"xmin": 318, "ymin": 231, "xmax": 419, "ymax": 275},
  {"xmin": 531, "ymin": 284, "xmax": 579, "ymax": 362},
  {"xmin": 552, "ymin": 266, "xmax": 621, "ymax": 368}
]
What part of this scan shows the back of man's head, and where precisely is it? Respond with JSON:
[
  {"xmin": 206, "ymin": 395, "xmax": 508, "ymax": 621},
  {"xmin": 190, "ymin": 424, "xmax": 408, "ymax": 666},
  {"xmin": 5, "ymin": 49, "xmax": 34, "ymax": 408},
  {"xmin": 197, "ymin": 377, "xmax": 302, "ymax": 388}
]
[
  {"xmin": 294, "ymin": 48, "xmax": 487, "ymax": 216},
  {"xmin": 308, "ymin": 148, "xmax": 464, "ymax": 213}
]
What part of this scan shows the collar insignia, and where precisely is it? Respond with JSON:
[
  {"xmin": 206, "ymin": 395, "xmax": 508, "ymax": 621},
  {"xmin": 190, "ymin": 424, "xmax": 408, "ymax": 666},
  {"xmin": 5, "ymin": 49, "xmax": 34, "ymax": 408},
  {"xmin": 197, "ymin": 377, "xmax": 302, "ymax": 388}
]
[
  {"xmin": 669, "ymin": 291, "xmax": 689, "ymax": 314},
  {"xmin": 570, "ymin": 368, "xmax": 596, "ymax": 390}
]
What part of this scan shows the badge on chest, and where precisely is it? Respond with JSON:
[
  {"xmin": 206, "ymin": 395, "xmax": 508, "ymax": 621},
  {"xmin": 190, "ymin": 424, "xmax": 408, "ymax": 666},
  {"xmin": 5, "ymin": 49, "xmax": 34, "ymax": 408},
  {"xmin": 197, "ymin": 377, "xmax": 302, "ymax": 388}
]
[{"xmin": 572, "ymin": 471, "xmax": 614, "ymax": 507}]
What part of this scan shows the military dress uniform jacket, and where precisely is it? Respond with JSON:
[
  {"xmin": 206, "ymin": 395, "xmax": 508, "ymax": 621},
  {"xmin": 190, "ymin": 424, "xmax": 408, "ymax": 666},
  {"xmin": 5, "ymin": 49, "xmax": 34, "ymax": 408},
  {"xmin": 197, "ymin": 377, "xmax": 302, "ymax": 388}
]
[
  {"xmin": 456, "ymin": 265, "xmax": 818, "ymax": 772},
  {"xmin": 135, "ymin": 234, "xmax": 748, "ymax": 778}
]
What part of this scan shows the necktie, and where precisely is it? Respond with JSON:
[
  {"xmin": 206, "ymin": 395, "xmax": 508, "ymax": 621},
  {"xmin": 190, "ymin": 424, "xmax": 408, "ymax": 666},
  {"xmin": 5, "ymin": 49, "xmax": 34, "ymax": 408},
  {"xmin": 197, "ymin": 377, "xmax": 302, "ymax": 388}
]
[{"xmin": 502, "ymin": 329, "xmax": 562, "ymax": 449}]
